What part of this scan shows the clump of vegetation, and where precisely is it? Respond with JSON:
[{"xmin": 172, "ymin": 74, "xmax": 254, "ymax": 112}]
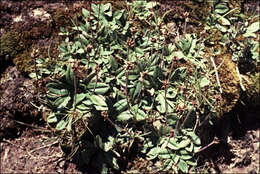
[
  {"xmin": 29, "ymin": 1, "xmax": 259, "ymax": 173},
  {"xmin": 0, "ymin": 31, "xmax": 27, "ymax": 61}
]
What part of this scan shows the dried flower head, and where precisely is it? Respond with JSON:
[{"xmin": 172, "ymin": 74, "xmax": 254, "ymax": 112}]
[{"xmin": 85, "ymin": 44, "xmax": 93, "ymax": 53}]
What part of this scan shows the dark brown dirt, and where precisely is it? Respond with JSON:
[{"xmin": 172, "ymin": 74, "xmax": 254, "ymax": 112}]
[
  {"xmin": 197, "ymin": 106, "xmax": 260, "ymax": 174},
  {"xmin": 1, "ymin": 128, "xmax": 84, "ymax": 173}
]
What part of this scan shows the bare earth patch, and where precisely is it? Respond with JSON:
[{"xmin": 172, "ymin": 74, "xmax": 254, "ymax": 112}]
[{"xmin": 0, "ymin": 128, "xmax": 83, "ymax": 173}]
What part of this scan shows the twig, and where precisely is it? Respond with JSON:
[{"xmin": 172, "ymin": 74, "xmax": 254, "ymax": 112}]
[
  {"xmin": 236, "ymin": 66, "xmax": 246, "ymax": 91},
  {"xmin": 13, "ymin": 120, "xmax": 51, "ymax": 132},
  {"xmin": 210, "ymin": 57, "xmax": 223, "ymax": 93},
  {"xmin": 195, "ymin": 136, "xmax": 219, "ymax": 154},
  {"xmin": 29, "ymin": 140, "xmax": 59, "ymax": 153},
  {"xmin": 1, "ymin": 139, "xmax": 27, "ymax": 151},
  {"xmin": 179, "ymin": 108, "xmax": 193, "ymax": 131},
  {"xmin": 199, "ymin": 113, "xmax": 211, "ymax": 127},
  {"xmin": 193, "ymin": 110, "xmax": 200, "ymax": 131}
]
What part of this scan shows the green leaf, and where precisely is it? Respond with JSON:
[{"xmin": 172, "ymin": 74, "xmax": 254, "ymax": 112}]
[
  {"xmin": 156, "ymin": 92, "xmax": 166, "ymax": 113},
  {"xmin": 56, "ymin": 119, "xmax": 68, "ymax": 130},
  {"xmin": 103, "ymin": 3, "xmax": 111, "ymax": 12},
  {"xmin": 215, "ymin": 3, "xmax": 229, "ymax": 14},
  {"xmin": 82, "ymin": 8, "xmax": 89, "ymax": 18},
  {"xmin": 95, "ymin": 135, "xmax": 104, "ymax": 150},
  {"xmin": 146, "ymin": 147, "xmax": 159, "ymax": 160},
  {"xmin": 186, "ymin": 131, "xmax": 201, "ymax": 145},
  {"xmin": 47, "ymin": 113, "xmax": 57, "ymax": 123},
  {"xmin": 59, "ymin": 96, "xmax": 71, "ymax": 109},
  {"xmin": 180, "ymin": 149, "xmax": 192, "ymax": 160},
  {"xmin": 178, "ymin": 159, "xmax": 188, "ymax": 173},
  {"xmin": 66, "ymin": 64, "xmax": 74, "ymax": 86},
  {"xmin": 114, "ymin": 10, "xmax": 123, "ymax": 20},
  {"xmin": 104, "ymin": 136, "xmax": 114, "ymax": 152},
  {"xmin": 244, "ymin": 22, "xmax": 260, "ymax": 37},
  {"xmin": 90, "ymin": 95, "xmax": 108, "ymax": 111},
  {"xmin": 113, "ymin": 99, "xmax": 128, "ymax": 112},
  {"xmin": 76, "ymin": 104, "xmax": 90, "ymax": 111},
  {"xmin": 131, "ymin": 81, "xmax": 142, "ymax": 101},
  {"xmin": 75, "ymin": 93, "xmax": 86, "ymax": 105},
  {"xmin": 109, "ymin": 57, "xmax": 118, "ymax": 70},
  {"xmin": 178, "ymin": 139, "xmax": 191, "ymax": 148},
  {"xmin": 146, "ymin": 2, "xmax": 157, "ymax": 9},
  {"xmin": 185, "ymin": 142, "xmax": 194, "ymax": 152},
  {"xmin": 193, "ymin": 146, "xmax": 201, "ymax": 153},
  {"xmin": 200, "ymin": 77, "xmax": 210, "ymax": 88},
  {"xmin": 247, "ymin": 22, "xmax": 260, "ymax": 33},
  {"xmin": 91, "ymin": 3, "xmax": 99, "ymax": 17},
  {"xmin": 53, "ymin": 96, "xmax": 71, "ymax": 109},
  {"xmin": 218, "ymin": 16, "xmax": 230, "ymax": 26},
  {"xmin": 76, "ymin": 48, "xmax": 85, "ymax": 54},
  {"xmin": 117, "ymin": 110, "xmax": 133, "ymax": 122},
  {"xmin": 87, "ymin": 83, "xmax": 109, "ymax": 94},
  {"xmin": 186, "ymin": 160, "xmax": 197, "ymax": 166},
  {"xmin": 166, "ymin": 87, "xmax": 177, "ymax": 99},
  {"xmin": 48, "ymin": 88, "xmax": 69, "ymax": 97},
  {"xmin": 134, "ymin": 109, "xmax": 147, "ymax": 121},
  {"xmin": 162, "ymin": 159, "xmax": 174, "ymax": 171},
  {"xmin": 158, "ymin": 148, "xmax": 171, "ymax": 159},
  {"xmin": 168, "ymin": 138, "xmax": 180, "ymax": 150}
]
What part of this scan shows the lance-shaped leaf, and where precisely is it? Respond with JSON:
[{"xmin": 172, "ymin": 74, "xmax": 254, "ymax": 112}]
[
  {"xmin": 47, "ymin": 113, "xmax": 58, "ymax": 123},
  {"xmin": 65, "ymin": 64, "xmax": 74, "ymax": 86},
  {"xmin": 56, "ymin": 119, "xmax": 68, "ymax": 130},
  {"xmin": 158, "ymin": 148, "xmax": 172, "ymax": 159},
  {"xmin": 156, "ymin": 92, "xmax": 166, "ymax": 113},
  {"xmin": 53, "ymin": 96, "xmax": 71, "ymax": 109},
  {"xmin": 178, "ymin": 159, "xmax": 188, "ymax": 173},
  {"xmin": 113, "ymin": 99, "xmax": 128, "ymax": 112},
  {"xmin": 134, "ymin": 108, "xmax": 147, "ymax": 121},
  {"xmin": 178, "ymin": 139, "xmax": 191, "ymax": 149},
  {"xmin": 130, "ymin": 81, "xmax": 142, "ymax": 102},
  {"xmin": 117, "ymin": 110, "xmax": 133, "ymax": 122},
  {"xmin": 87, "ymin": 83, "xmax": 110, "ymax": 94},
  {"xmin": 146, "ymin": 147, "xmax": 159, "ymax": 160},
  {"xmin": 75, "ymin": 93, "xmax": 86, "ymax": 105},
  {"xmin": 167, "ymin": 138, "xmax": 181, "ymax": 150},
  {"xmin": 90, "ymin": 95, "xmax": 108, "ymax": 111},
  {"xmin": 244, "ymin": 22, "xmax": 260, "ymax": 38},
  {"xmin": 215, "ymin": 3, "xmax": 229, "ymax": 14}
]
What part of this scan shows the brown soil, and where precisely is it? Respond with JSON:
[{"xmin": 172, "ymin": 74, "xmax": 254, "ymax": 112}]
[
  {"xmin": 197, "ymin": 106, "xmax": 260, "ymax": 174},
  {"xmin": 1, "ymin": 128, "xmax": 83, "ymax": 173}
]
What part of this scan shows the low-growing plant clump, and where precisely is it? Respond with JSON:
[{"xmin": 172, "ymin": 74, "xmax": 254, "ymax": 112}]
[{"xmin": 28, "ymin": 1, "xmax": 259, "ymax": 173}]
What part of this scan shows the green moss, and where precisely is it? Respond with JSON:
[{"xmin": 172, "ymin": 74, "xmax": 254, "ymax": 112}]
[
  {"xmin": 13, "ymin": 49, "xmax": 35, "ymax": 74},
  {"xmin": 0, "ymin": 31, "xmax": 27, "ymax": 61}
]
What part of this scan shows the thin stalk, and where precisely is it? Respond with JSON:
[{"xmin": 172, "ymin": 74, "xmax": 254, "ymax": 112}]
[
  {"xmin": 87, "ymin": 52, "xmax": 90, "ymax": 73},
  {"xmin": 179, "ymin": 108, "xmax": 193, "ymax": 130},
  {"xmin": 210, "ymin": 56, "xmax": 223, "ymax": 93},
  {"xmin": 195, "ymin": 136, "xmax": 219, "ymax": 154},
  {"xmin": 93, "ymin": 68, "xmax": 99, "ymax": 94},
  {"xmin": 34, "ymin": 54, "xmax": 39, "ymax": 89},
  {"xmin": 236, "ymin": 66, "xmax": 246, "ymax": 91},
  {"xmin": 125, "ymin": 69, "xmax": 130, "ymax": 110},
  {"xmin": 164, "ymin": 60, "xmax": 175, "ymax": 116},
  {"xmin": 73, "ymin": 74, "xmax": 77, "ymax": 111}
]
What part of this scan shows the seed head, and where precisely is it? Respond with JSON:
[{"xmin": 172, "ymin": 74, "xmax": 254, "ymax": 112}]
[{"xmin": 86, "ymin": 44, "xmax": 93, "ymax": 53}]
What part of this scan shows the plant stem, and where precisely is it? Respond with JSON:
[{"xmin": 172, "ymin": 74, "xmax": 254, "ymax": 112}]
[
  {"xmin": 196, "ymin": 136, "xmax": 219, "ymax": 154},
  {"xmin": 210, "ymin": 57, "xmax": 223, "ymax": 93}
]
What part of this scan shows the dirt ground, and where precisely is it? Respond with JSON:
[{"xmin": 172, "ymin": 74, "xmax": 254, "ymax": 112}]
[
  {"xmin": 0, "ymin": 1, "xmax": 259, "ymax": 174},
  {"xmin": 197, "ymin": 106, "xmax": 260, "ymax": 174}
]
